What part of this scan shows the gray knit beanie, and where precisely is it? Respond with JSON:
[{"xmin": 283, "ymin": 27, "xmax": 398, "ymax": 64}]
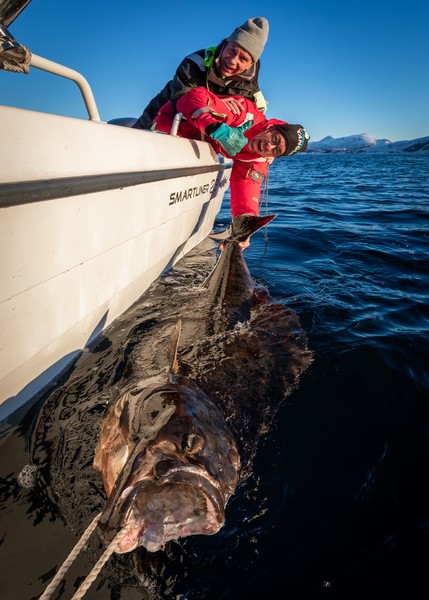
[{"xmin": 226, "ymin": 17, "xmax": 269, "ymax": 62}]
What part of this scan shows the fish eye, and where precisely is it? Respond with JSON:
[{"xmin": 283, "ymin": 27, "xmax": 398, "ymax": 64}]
[{"xmin": 182, "ymin": 433, "xmax": 205, "ymax": 454}]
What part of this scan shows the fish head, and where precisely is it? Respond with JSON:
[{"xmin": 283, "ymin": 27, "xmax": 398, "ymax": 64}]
[{"xmin": 95, "ymin": 377, "xmax": 240, "ymax": 553}]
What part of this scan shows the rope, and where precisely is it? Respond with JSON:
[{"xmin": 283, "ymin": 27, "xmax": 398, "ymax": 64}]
[
  {"xmin": 39, "ymin": 513, "xmax": 102, "ymax": 600},
  {"xmin": 70, "ymin": 524, "xmax": 133, "ymax": 600},
  {"xmin": 40, "ymin": 514, "xmax": 134, "ymax": 600},
  {"xmin": 263, "ymin": 168, "xmax": 270, "ymax": 250},
  {"xmin": 263, "ymin": 168, "xmax": 270, "ymax": 215}
]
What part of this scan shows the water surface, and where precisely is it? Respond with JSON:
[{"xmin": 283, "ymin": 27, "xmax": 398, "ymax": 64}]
[{"xmin": 1, "ymin": 153, "xmax": 428, "ymax": 599}]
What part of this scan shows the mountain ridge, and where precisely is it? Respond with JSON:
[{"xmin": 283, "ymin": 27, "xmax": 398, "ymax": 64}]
[{"xmin": 307, "ymin": 133, "xmax": 429, "ymax": 154}]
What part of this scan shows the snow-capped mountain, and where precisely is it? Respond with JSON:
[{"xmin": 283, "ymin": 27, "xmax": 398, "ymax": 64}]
[{"xmin": 307, "ymin": 133, "xmax": 429, "ymax": 154}]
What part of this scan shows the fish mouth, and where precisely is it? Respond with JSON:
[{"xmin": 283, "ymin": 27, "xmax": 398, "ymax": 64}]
[{"xmin": 98, "ymin": 460, "xmax": 225, "ymax": 553}]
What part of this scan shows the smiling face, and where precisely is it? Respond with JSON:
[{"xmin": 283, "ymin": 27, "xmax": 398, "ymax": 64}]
[
  {"xmin": 219, "ymin": 42, "xmax": 253, "ymax": 77},
  {"xmin": 248, "ymin": 127, "xmax": 287, "ymax": 158}
]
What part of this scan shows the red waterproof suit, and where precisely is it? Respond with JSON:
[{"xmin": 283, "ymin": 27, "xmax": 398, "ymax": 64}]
[{"xmin": 153, "ymin": 87, "xmax": 288, "ymax": 217}]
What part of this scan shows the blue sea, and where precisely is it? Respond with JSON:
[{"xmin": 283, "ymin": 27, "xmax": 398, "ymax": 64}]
[{"xmin": 1, "ymin": 153, "xmax": 428, "ymax": 599}]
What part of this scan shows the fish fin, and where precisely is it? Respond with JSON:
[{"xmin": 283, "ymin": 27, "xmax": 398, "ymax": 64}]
[
  {"xmin": 168, "ymin": 319, "xmax": 182, "ymax": 374},
  {"xmin": 209, "ymin": 224, "xmax": 233, "ymax": 242},
  {"xmin": 210, "ymin": 214, "xmax": 277, "ymax": 244}
]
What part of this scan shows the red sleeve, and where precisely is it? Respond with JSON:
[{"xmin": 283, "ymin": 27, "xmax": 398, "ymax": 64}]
[
  {"xmin": 175, "ymin": 87, "xmax": 270, "ymax": 217},
  {"xmin": 176, "ymin": 87, "xmax": 260, "ymax": 132},
  {"xmin": 229, "ymin": 160, "xmax": 269, "ymax": 217}
]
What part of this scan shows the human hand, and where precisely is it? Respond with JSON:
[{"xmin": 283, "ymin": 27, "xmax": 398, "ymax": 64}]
[
  {"xmin": 239, "ymin": 237, "xmax": 250, "ymax": 250},
  {"xmin": 222, "ymin": 97, "xmax": 246, "ymax": 115},
  {"xmin": 219, "ymin": 237, "xmax": 250, "ymax": 252},
  {"xmin": 209, "ymin": 121, "xmax": 253, "ymax": 156}
]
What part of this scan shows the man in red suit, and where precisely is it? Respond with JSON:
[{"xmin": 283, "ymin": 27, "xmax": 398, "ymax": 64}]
[{"xmin": 152, "ymin": 87, "xmax": 309, "ymax": 217}]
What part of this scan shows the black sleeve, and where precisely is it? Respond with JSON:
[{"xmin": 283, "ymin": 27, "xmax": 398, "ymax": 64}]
[
  {"xmin": 133, "ymin": 80, "xmax": 173, "ymax": 130},
  {"xmin": 168, "ymin": 53, "xmax": 207, "ymax": 113},
  {"xmin": 133, "ymin": 52, "xmax": 206, "ymax": 130}
]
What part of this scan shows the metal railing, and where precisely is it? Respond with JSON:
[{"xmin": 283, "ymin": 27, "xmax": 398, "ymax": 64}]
[{"xmin": 29, "ymin": 53, "xmax": 101, "ymax": 122}]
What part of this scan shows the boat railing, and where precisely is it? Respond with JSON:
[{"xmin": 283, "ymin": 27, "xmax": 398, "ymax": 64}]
[
  {"xmin": 1, "ymin": 13, "xmax": 101, "ymax": 121},
  {"xmin": 170, "ymin": 112, "xmax": 183, "ymax": 136},
  {"xmin": 29, "ymin": 53, "xmax": 101, "ymax": 122},
  {"xmin": 1, "ymin": 1, "xmax": 198, "ymax": 132}
]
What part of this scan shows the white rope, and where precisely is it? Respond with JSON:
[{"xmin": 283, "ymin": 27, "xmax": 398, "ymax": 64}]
[
  {"xmin": 39, "ymin": 513, "xmax": 102, "ymax": 600},
  {"xmin": 263, "ymin": 167, "xmax": 270, "ymax": 214},
  {"xmin": 263, "ymin": 168, "xmax": 270, "ymax": 246},
  {"xmin": 40, "ymin": 514, "xmax": 134, "ymax": 600},
  {"xmin": 70, "ymin": 524, "xmax": 133, "ymax": 600}
]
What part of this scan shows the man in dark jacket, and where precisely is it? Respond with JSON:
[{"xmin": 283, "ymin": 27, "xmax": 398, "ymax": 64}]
[{"xmin": 133, "ymin": 17, "xmax": 269, "ymax": 130}]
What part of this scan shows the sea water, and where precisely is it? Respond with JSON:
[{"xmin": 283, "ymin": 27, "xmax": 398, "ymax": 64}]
[{"xmin": 0, "ymin": 153, "xmax": 428, "ymax": 599}]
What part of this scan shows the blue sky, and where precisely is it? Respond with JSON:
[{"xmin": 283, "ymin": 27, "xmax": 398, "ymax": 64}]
[{"xmin": 1, "ymin": 0, "xmax": 428, "ymax": 141}]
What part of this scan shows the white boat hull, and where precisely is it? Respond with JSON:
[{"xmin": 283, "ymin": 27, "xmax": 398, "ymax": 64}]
[{"xmin": 0, "ymin": 106, "xmax": 231, "ymax": 419}]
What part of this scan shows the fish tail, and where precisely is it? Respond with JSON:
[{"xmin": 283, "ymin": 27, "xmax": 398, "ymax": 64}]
[{"xmin": 210, "ymin": 214, "xmax": 277, "ymax": 244}]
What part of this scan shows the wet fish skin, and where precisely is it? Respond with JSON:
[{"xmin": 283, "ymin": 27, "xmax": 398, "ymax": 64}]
[
  {"xmin": 94, "ymin": 214, "xmax": 312, "ymax": 553},
  {"xmin": 94, "ymin": 371, "xmax": 239, "ymax": 553}
]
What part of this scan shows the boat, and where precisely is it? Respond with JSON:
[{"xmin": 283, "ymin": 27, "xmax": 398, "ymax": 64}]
[{"xmin": 0, "ymin": 0, "xmax": 232, "ymax": 421}]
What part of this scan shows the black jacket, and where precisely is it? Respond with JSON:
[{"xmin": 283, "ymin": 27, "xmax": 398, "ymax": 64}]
[{"xmin": 133, "ymin": 41, "xmax": 265, "ymax": 130}]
